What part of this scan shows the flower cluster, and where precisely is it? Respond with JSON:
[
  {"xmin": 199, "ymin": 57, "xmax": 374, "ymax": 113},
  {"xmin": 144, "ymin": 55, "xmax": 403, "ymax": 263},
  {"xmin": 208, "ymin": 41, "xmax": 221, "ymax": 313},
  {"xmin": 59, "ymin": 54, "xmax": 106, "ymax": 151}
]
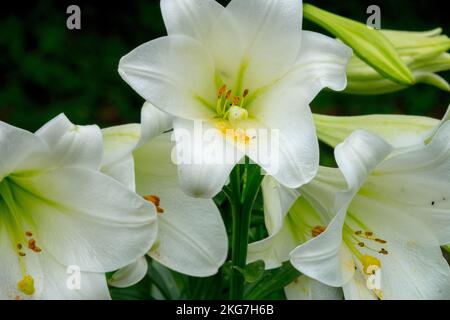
[{"xmin": 1, "ymin": 0, "xmax": 449, "ymax": 300}]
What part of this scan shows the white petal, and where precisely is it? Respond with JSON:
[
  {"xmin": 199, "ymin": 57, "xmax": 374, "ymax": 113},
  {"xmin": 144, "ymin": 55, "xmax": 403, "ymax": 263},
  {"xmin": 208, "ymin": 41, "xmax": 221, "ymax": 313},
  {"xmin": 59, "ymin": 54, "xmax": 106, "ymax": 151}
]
[
  {"xmin": 139, "ymin": 102, "xmax": 173, "ymax": 147},
  {"xmin": 108, "ymin": 257, "xmax": 148, "ymax": 288},
  {"xmin": 246, "ymin": 86, "xmax": 319, "ymax": 189},
  {"xmin": 0, "ymin": 121, "xmax": 47, "ymax": 178},
  {"xmin": 373, "ymin": 121, "xmax": 450, "ymax": 244},
  {"xmin": 285, "ymin": 275, "xmax": 343, "ymax": 300},
  {"xmin": 290, "ymin": 131, "xmax": 392, "ymax": 286},
  {"xmin": 39, "ymin": 251, "xmax": 110, "ymax": 300},
  {"xmin": 35, "ymin": 113, "xmax": 103, "ymax": 170},
  {"xmin": 160, "ymin": 0, "xmax": 224, "ymax": 41},
  {"xmin": 173, "ymin": 118, "xmax": 244, "ymax": 198},
  {"xmin": 221, "ymin": 0, "xmax": 303, "ymax": 90},
  {"xmin": 102, "ymin": 154, "xmax": 136, "ymax": 192},
  {"xmin": 314, "ymin": 113, "xmax": 439, "ymax": 149},
  {"xmin": 134, "ymin": 134, "xmax": 228, "ymax": 276},
  {"xmin": 119, "ymin": 35, "xmax": 217, "ymax": 120},
  {"xmin": 342, "ymin": 270, "xmax": 378, "ymax": 300},
  {"xmin": 102, "ymin": 123, "xmax": 140, "ymax": 167},
  {"xmin": 349, "ymin": 195, "xmax": 450, "ymax": 299},
  {"xmin": 284, "ymin": 31, "xmax": 352, "ymax": 102},
  {"xmin": 10, "ymin": 168, "xmax": 157, "ymax": 273}
]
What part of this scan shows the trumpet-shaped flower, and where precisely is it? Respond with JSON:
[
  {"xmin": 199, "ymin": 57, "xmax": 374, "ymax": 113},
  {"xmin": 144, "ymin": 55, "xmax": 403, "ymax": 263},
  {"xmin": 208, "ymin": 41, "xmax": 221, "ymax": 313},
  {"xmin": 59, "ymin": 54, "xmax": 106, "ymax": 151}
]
[
  {"xmin": 102, "ymin": 104, "xmax": 228, "ymax": 287},
  {"xmin": 249, "ymin": 125, "xmax": 450, "ymax": 299},
  {"xmin": 118, "ymin": 0, "xmax": 352, "ymax": 197},
  {"xmin": 0, "ymin": 115, "xmax": 157, "ymax": 299}
]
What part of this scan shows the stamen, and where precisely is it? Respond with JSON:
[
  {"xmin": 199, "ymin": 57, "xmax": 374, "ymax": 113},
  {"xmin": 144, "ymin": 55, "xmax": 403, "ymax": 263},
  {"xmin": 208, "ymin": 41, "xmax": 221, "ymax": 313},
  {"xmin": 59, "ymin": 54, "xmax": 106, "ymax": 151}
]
[
  {"xmin": 379, "ymin": 248, "xmax": 388, "ymax": 255},
  {"xmin": 361, "ymin": 254, "xmax": 381, "ymax": 275},
  {"xmin": 375, "ymin": 238, "xmax": 387, "ymax": 244},
  {"xmin": 143, "ymin": 195, "xmax": 164, "ymax": 215},
  {"xmin": 232, "ymin": 96, "xmax": 240, "ymax": 106},
  {"xmin": 311, "ymin": 225, "xmax": 326, "ymax": 238},
  {"xmin": 25, "ymin": 231, "xmax": 33, "ymax": 237}
]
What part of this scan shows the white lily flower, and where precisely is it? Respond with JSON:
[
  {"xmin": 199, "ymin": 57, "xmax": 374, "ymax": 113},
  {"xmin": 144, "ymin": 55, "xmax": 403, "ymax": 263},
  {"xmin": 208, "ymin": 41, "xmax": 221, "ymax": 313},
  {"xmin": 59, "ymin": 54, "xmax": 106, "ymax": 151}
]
[
  {"xmin": 249, "ymin": 125, "xmax": 450, "ymax": 299},
  {"xmin": 118, "ymin": 0, "xmax": 352, "ymax": 197},
  {"xmin": 103, "ymin": 104, "xmax": 228, "ymax": 287},
  {"xmin": 0, "ymin": 114, "xmax": 157, "ymax": 300}
]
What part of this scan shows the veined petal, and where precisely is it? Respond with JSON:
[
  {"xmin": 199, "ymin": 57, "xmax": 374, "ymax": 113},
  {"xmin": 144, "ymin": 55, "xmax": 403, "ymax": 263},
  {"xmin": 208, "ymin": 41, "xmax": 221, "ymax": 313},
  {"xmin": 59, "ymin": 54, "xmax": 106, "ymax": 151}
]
[
  {"xmin": 35, "ymin": 113, "xmax": 103, "ymax": 170},
  {"xmin": 285, "ymin": 275, "xmax": 343, "ymax": 300},
  {"xmin": 247, "ymin": 88, "xmax": 319, "ymax": 189},
  {"xmin": 0, "ymin": 121, "xmax": 47, "ymax": 178},
  {"xmin": 290, "ymin": 131, "xmax": 392, "ymax": 287},
  {"xmin": 221, "ymin": 0, "xmax": 303, "ymax": 90},
  {"xmin": 119, "ymin": 35, "xmax": 217, "ymax": 120},
  {"xmin": 9, "ymin": 168, "xmax": 158, "ymax": 273},
  {"xmin": 139, "ymin": 102, "xmax": 173, "ymax": 147},
  {"xmin": 342, "ymin": 270, "xmax": 378, "ymax": 300},
  {"xmin": 367, "ymin": 121, "xmax": 450, "ymax": 244},
  {"xmin": 349, "ymin": 195, "xmax": 450, "ymax": 299},
  {"xmin": 160, "ymin": 0, "xmax": 224, "ymax": 42},
  {"xmin": 101, "ymin": 124, "xmax": 140, "ymax": 167},
  {"xmin": 134, "ymin": 134, "xmax": 228, "ymax": 276},
  {"xmin": 39, "ymin": 251, "xmax": 110, "ymax": 300},
  {"xmin": 282, "ymin": 31, "xmax": 352, "ymax": 102},
  {"xmin": 173, "ymin": 118, "xmax": 244, "ymax": 198},
  {"xmin": 108, "ymin": 257, "xmax": 148, "ymax": 288},
  {"xmin": 314, "ymin": 113, "xmax": 441, "ymax": 149}
]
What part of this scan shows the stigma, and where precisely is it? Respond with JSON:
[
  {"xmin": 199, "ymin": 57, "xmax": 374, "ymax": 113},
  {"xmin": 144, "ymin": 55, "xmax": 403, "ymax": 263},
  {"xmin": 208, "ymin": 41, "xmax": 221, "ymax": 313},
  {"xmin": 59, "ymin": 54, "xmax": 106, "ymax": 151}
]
[{"xmin": 17, "ymin": 275, "xmax": 35, "ymax": 296}]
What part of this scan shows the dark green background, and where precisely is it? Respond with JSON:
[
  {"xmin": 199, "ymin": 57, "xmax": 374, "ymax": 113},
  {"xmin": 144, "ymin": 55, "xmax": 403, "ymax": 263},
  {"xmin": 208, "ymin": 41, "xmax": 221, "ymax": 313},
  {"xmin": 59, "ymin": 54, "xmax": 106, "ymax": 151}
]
[{"xmin": 1, "ymin": 0, "xmax": 448, "ymax": 131}]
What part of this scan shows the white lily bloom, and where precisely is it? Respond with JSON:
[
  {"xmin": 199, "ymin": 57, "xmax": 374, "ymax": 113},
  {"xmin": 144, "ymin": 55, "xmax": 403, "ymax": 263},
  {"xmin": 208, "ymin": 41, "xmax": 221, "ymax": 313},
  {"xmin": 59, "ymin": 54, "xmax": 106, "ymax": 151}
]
[
  {"xmin": 0, "ymin": 114, "xmax": 157, "ymax": 300},
  {"xmin": 103, "ymin": 104, "xmax": 228, "ymax": 287},
  {"xmin": 249, "ymin": 124, "xmax": 450, "ymax": 299},
  {"xmin": 118, "ymin": 0, "xmax": 352, "ymax": 198}
]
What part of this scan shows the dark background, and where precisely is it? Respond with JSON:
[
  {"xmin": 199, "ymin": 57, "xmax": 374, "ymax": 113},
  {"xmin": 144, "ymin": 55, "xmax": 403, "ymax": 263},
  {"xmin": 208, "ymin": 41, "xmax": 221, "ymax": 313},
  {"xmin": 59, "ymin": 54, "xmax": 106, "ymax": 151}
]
[{"xmin": 1, "ymin": 0, "xmax": 448, "ymax": 136}]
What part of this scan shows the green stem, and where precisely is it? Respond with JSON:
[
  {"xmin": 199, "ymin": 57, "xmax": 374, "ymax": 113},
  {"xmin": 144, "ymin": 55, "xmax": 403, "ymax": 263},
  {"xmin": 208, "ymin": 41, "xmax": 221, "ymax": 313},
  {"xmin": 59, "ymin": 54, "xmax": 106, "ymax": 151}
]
[{"xmin": 228, "ymin": 163, "xmax": 263, "ymax": 300}]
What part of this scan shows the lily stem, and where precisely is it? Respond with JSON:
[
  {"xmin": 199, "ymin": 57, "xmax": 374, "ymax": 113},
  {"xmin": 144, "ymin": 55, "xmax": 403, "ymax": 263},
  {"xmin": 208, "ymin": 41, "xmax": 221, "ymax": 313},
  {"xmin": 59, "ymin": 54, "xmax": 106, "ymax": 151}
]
[{"xmin": 228, "ymin": 160, "xmax": 263, "ymax": 300}]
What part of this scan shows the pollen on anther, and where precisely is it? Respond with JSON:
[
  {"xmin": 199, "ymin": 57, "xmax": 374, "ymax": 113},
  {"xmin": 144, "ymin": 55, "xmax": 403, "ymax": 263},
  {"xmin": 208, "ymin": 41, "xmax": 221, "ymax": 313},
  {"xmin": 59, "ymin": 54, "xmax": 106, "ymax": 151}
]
[
  {"xmin": 375, "ymin": 238, "xmax": 387, "ymax": 244},
  {"xmin": 25, "ymin": 231, "xmax": 33, "ymax": 237},
  {"xmin": 365, "ymin": 231, "xmax": 373, "ymax": 237},
  {"xmin": 233, "ymin": 96, "xmax": 240, "ymax": 105},
  {"xmin": 17, "ymin": 244, "xmax": 22, "ymax": 250},
  {"xmin": 354, "ymin": 230, "xmax": 362, "ymax": 235},
  {"xmin": 226, "ymin": 90, "xmax": 232, "ymax": 100},
  {"xmin": 379, "ymin": 248, "xmax": 388, "ymax": 255},
  {"xmin": 358, "ymin": 242, "xmax": 365, "ymax": 247},
  {"xmin": 19, "ymin": 252, "xmax": 26, "ymax": 257},
  {"xmin": 311, "ymin": 225, "xmax": 326, "ymax": 238},
  {"xmin": 243, "ymin": 89, "xmax": 249, "ymax": 97}
]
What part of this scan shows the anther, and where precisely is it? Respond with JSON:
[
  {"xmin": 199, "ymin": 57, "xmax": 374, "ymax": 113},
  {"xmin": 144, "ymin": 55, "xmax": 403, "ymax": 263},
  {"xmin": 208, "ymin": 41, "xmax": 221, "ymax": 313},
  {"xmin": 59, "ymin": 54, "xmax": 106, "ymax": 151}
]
[
  {"xmin": 232, "ymin": 96, "xmax": 240, "ymax": 105},
  {"xmin": 25, "ymin": 231, "xmax": 33, "ymax": 237},
  {"xmin": 375, "ymin": 238, "xmax": 387, "ymax": 244},
  {"xmin": 379, "ymin": 248, "xmax": 388, "ymax": 255},
  {"xmin": 358, "ymin": 242, "xmax": 365, "ymax": 247},
  {"xmin": 17, "ymin": 244, "xmax": 22, "ymax": 250},
  {"xmin": 243, "ymin": 89, "xmax": 249, "ymax": 97},
  {"xmin": 365, "ymin": 231, "xmax": 373, "ymax": 237},
  {"xmin": 311, "ymin": 225, "xmax": 326, "ymax": 238}
]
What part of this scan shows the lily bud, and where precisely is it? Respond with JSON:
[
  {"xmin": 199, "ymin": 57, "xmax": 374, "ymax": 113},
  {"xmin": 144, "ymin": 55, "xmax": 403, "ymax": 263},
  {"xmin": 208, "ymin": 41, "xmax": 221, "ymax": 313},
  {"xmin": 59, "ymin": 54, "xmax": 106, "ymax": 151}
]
[
  {"xmin": 345, "ymin": 29, "xmax": 450, "ymax": 94},
  {"xmin": 303, "ymin": 3, "xmax": 414, "ymax": 85}
]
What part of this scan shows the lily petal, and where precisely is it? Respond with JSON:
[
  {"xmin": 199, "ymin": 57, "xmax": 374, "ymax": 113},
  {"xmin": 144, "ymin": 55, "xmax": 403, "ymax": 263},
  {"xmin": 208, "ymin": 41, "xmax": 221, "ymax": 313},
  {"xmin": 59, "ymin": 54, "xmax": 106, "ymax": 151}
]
[
  {"xmin": 173, "ymin": 118, "xmax": 244, "ymax": 198},
  {"xmin": 9, "ymin": 168, "xmax": 157, "ymax": 273},
  {"xmin": 134, "ymin": 134, "xmax": 228, "ymax": 276},
  {"xmin": 35, "ymin": 113, "xmax": 103, "ymax": 170},
  {"xmin": 285, "ymin": 275, "xmax": 343, "ymax": 300},
  {"xmin": 108, "ymin": 257, "xmax": 148, "ymax": 289},
  {"xmin": 247, "ymin": 87, "xmax": 319, "ymax": 189},
  {"xmin": 0, "ymin": 121, "xmax": 47, "ymax": 178},
  {"xmin": 119, "ymin": 35, "xmax": 217, "ymax": 120},
  {"xmin": 367, "ymin": 121, "xmax": 450, "ymax": 245},
  {"xmin": 290, "ymin": 131, "xmax": 392, "ymax": 287},
  {"xmin": 220, "ymin": 0, "xmax": 303, "ymax": 90},
  {"xmin": 160, "ymin": 0, "xmax": 224, "ymax": 42}
]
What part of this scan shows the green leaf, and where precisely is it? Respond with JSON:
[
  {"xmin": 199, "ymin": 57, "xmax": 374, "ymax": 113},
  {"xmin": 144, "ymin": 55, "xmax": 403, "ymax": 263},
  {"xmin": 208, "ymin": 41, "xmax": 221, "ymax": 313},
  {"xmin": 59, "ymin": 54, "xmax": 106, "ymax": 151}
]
[
  {"xmin": 234, "ymin": 260, "xmax": 266, "ymax": 284},
  {"xmin": 244, "ymin": 262, "xmax": 301, "ymax": 300},
  {"xmin": 303, "ymin": 3, "xmax": 414, "ymax": 85}
]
